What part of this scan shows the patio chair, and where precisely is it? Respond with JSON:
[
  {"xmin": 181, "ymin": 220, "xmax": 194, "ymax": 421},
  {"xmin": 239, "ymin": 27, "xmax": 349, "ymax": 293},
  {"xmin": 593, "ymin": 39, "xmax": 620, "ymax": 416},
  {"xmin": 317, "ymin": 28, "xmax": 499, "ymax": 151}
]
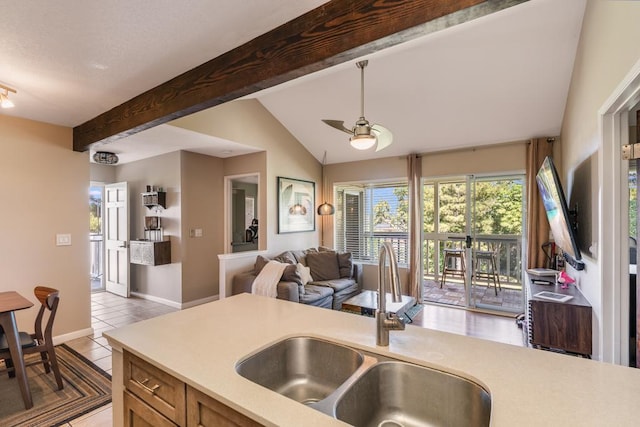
[
  {"xmin": 474, "ymin": 251, "xmax": 501, "ymax": 296},
  {"xmin": 441, "ymin": 249, "xmax": 467, "ymax": 289}
]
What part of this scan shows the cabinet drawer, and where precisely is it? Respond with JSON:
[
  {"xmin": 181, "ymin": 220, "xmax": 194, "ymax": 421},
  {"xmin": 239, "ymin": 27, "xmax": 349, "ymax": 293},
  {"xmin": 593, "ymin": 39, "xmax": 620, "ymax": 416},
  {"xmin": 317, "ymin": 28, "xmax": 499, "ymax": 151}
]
[
  {"xmin": 124, "ymin": 351, "xmax": 186, "ymax": 425},
  {"xmin": 124, "ymin": 390, "xmax": 177, "ymax": 427},
  {"xmin": 187, "ymin": 385, "xmax": 263, "ymax": 427}
]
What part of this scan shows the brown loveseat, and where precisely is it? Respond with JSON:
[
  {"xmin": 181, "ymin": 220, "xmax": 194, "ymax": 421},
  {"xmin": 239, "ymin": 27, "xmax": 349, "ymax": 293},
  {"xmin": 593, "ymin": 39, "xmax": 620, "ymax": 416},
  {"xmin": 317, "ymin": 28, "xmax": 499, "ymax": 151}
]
[{"xmin": 232, "ymin": 247, "xmax": 361, "ymax": 310}]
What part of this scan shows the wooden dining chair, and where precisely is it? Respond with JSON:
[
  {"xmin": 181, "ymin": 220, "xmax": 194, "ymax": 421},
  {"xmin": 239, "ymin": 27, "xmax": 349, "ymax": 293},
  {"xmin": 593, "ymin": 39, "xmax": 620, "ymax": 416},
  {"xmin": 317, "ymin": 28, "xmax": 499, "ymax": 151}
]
[{"xmin": 0, "ymin": 286, "xmax": 63, "ymax": 390}]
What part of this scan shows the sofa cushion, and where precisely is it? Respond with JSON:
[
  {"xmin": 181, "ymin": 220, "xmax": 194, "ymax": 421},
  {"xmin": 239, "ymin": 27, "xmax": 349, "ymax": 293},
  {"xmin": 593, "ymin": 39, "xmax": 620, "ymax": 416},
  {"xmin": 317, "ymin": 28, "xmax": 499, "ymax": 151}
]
[
  {"xmin": 338, "ymin": 252, "xmax": 353, "ymax": 278},
  {"xmin": 274, "ymin": 251, "xmax": 297, "ymax": 265},
  {"xmin": 306, "ymin": 251, "xmax": 340, "ymax": 281},
  {"xmin": 311, "ymin": 278, "xmax": 357, "ymax": 293},
  {"xmin": 331, "ymin": 284, "xmax": 361, "ymax": 310},
  {"xmin": 290, "ymin": 250, "xmax": 306, "ymax": 265},
  {"xmin": 291, "ymin": 247, "xmax": 318, "ymax": 266},
  {"xmin": 299, "ymin": 284, "xmax": 333, "ymax": 307}
]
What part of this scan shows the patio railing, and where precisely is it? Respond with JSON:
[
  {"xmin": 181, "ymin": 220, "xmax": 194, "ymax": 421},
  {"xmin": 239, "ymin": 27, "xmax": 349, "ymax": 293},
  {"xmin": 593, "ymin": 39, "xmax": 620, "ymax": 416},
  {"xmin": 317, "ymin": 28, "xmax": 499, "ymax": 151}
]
[
  {"xmin": 354, "ymin": 232, "xmax": 522, "ymax": 287},
  {"xmin": 90, "ymin": 233, "xmax": 103, "ymax": 281}
]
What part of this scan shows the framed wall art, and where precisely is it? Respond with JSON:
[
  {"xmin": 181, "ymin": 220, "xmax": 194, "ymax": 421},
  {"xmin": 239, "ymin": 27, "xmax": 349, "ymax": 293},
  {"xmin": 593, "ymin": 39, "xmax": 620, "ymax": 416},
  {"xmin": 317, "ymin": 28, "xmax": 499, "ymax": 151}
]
[{"xmin": 277, "ymin": 177, "xmax": 315, "ymax": 233}]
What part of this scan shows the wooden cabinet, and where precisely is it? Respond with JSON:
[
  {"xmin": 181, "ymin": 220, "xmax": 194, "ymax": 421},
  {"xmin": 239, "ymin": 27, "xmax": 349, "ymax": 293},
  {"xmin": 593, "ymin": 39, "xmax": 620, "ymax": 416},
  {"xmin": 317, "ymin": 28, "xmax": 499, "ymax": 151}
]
[
  {"xmin": 130, "ymin": 240, "xmax": 171, "ymax": 266},
  {"xmin": 187, "ymin": 386, "xmax": 262, "ymax": 427},
  {"xmin": 526, "ymin": 280, "xmax": 592, "ymax": 357},
  {"xmin": 123, "ymin": 350, "xmax": 263, "ymax": 427},
  {"xmin": 124, "ymin": 390, "xmax": 178, "ymax": 427},
  {"xmin": 124, "ymin": 351, "xmax": 186, "ymax": 425}
]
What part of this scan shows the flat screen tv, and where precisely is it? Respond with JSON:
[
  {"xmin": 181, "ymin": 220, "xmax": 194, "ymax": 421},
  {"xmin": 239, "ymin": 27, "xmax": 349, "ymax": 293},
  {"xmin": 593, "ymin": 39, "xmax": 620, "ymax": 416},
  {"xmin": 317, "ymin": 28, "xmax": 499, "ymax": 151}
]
[{"xmin": 536, "ymin": 156, "xmax": 584, "ymax": 270}]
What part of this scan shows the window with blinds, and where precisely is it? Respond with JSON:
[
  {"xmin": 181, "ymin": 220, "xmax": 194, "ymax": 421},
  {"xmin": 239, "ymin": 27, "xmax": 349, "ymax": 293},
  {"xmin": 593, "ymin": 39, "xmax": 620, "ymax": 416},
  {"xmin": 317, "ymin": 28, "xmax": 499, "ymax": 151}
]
[{"xmin": 335, "ymin": 181, "xmax": 409, "ymax": 264}]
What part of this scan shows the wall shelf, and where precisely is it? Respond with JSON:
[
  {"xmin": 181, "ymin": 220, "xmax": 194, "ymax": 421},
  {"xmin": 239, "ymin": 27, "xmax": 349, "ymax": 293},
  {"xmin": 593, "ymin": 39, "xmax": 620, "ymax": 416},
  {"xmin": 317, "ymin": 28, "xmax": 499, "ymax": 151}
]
[
  {"xmin": 130, "ymin": 240, "xmax": 171, "ymax": 266},
  {"xmin": 142, "ymin": 191, "xmax": 166, "ymax": 209}
]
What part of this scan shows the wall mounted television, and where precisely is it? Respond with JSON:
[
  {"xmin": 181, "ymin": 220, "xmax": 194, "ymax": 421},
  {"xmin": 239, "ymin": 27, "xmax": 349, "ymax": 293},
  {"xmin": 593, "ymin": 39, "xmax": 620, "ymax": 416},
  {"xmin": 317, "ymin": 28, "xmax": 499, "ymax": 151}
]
[{"xmin": 536, "ymin": 156, "xmax": 585, "ymax": 271}]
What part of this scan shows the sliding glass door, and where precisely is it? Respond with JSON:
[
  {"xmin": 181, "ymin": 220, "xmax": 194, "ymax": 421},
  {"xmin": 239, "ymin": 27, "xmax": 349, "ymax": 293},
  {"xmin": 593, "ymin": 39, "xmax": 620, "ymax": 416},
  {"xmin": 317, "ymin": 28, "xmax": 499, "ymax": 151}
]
[
  {"xmin": 423, "ymin": 175, "xmax": 525, "ymax": 314},
  {"xmin": 469, "ymin": 176, "xmax": 525, "ymax": 313}
]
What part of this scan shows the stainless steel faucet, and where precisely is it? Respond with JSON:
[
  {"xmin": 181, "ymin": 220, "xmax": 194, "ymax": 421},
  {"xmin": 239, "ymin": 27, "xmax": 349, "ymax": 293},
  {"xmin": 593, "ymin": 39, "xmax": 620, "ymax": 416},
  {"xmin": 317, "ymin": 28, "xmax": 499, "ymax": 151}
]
[{"xmin": 376, "ymin": 242, "xmax": 406, "ymax": 346}]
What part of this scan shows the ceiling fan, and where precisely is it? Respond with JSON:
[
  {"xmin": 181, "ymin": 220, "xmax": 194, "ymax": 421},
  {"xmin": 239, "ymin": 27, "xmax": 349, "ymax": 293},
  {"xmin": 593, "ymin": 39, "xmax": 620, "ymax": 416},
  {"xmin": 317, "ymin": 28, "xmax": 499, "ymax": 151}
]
[{"xmin": 322, "ymin": 60, "xmax": 393, "ymax": 151}]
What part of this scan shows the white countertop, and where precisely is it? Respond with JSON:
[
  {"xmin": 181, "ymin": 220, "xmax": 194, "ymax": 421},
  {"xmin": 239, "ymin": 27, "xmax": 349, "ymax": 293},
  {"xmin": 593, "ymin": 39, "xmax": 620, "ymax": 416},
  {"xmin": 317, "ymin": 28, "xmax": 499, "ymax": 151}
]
[{"xmin": 105, "ymin": 293, "xmax": 640, "ymax": 426}]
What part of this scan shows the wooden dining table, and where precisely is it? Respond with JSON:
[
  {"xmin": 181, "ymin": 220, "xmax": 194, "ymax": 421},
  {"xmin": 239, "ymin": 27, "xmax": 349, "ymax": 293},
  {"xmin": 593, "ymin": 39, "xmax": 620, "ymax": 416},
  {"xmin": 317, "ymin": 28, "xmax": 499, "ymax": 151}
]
[{"xmin": 0, "ymin": 291, "xmax": 34, "ymax": 409}]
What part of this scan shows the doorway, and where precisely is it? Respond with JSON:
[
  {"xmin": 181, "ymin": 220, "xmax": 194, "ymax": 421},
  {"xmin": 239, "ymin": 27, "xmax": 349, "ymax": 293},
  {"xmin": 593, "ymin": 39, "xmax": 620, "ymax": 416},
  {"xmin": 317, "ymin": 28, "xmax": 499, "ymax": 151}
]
[
  {"xmin": 90, "ymin": 183, "xmax": 105, "ymax": 292},
  {"xmin": 422, "ymin": 175, "xmax": 525, "ymax": 314},
  {"xmin": 600, "ymin": 60, "xmax": 640, "ymax": 364},
  {"xmin": 225, "ymin": 174, "xmax": 259, "ymax": 253}
]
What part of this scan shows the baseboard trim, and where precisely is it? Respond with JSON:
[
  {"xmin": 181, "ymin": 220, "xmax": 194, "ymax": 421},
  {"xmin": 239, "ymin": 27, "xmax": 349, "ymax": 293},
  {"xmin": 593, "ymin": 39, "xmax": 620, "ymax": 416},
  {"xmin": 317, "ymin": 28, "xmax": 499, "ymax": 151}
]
[
  {"xmin": 131, "ymin": 291, "xmax": 219, "ymax": 309},
  {"xmin": 181, "ymin": 295, "xmax": 219, "ymax": 309},
  {"xmin": 131, "ymin": 291, "xmax": 181, "ymax": 309},
  {"xmin": 54, "ymin": 327, "xmax": 94, "ymax": 345}
]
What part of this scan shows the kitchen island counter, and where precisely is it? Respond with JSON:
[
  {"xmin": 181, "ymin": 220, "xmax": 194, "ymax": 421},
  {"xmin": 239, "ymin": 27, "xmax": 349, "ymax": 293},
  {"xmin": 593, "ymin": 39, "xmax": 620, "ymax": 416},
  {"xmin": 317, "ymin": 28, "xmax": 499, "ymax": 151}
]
[{"xmin": 105, "ymin": 293, "xmax": 640, "ymax": 426}]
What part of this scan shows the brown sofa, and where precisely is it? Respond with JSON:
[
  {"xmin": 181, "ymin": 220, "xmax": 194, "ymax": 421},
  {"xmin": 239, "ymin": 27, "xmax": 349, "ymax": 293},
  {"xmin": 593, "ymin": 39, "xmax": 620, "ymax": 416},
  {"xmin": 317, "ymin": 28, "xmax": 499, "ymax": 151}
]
[{"xmin": 232, "ymin": 247, "xmax": 361, "ymax": 310}]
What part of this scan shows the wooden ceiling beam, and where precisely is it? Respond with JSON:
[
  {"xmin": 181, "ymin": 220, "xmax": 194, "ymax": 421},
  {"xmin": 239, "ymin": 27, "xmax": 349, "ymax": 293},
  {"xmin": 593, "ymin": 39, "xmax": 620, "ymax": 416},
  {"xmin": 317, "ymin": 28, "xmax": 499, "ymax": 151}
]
[{"xmin": 73, "ymin": 0, "xmax": 527, "ymax": 152}]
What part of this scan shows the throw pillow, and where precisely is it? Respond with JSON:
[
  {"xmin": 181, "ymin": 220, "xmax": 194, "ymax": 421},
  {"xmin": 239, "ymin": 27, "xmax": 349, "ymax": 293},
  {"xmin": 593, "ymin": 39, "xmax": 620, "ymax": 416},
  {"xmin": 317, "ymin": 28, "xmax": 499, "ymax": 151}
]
[
  {"xmin": 296, "ymin": 263, "xmax": 313, "ymax": 285},
  {"xmin": 281, "ymin": 263, "xmax": 303, "ymax": 285},
  {"xmin": 338, "ymin": 252, "xmax": 353, "ymax": 278},
  {"xmin": 291, "ymin": 249, "xmax": 308, "ymax": 266},
  {"xmin": 274, "ymin": 251, "xmax": 296, "ymax": 264},
  {"xmin": 254, "ymin": 255, "xmax": 271, "ymax": 275},
  {"xmin": 306, "ymin": 251, "xmax": 340, "ymax": 281}
]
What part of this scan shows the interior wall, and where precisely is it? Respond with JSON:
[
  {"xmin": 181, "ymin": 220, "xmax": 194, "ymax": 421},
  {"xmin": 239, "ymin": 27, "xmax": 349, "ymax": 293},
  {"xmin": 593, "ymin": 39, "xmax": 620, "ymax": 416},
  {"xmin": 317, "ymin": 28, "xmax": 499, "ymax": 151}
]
[
  {"xmin": 0, "ymin": 115, "xmax": 90, "ymax": 339},
  {"xmin": 90, "ymin": 163, "xmax": 116, "ymax": 183},
  {"xmin": 116, "ymin": 151, "xmax": 182, "ymax": 303},
  {"xmin": 180, "ymin": 151, "xmax": 224, "ymax": 302},
  {"xmin": 560, "ymin": 0, "xmax": 640, "ymax": 362},
  {"xmin": 422, "ymin": 142, "xmax": 526, "ymax": 177},
  {"xmin": 172, "ymin": 99, "xmax": 321, "ymax": 255}
]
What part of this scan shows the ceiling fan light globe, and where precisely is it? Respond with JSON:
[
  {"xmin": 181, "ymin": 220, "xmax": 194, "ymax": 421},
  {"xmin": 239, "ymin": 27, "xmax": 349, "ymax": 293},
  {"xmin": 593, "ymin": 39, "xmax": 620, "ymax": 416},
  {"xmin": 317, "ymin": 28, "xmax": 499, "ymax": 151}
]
[
  {"xmin": 350, "ymin": 134, "xmax": 376, "ymax": 150},
  {"xmin": 0, "ymin": 93, "xmax": 14, "ymax": 108}
]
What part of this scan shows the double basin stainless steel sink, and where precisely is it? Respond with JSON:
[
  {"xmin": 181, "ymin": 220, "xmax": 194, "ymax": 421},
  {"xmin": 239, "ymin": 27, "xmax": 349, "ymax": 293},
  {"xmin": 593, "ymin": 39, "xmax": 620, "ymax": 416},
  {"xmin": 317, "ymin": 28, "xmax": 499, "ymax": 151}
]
[{"xmin": 235, "ymin": 336, "xmax": 491, "ymax": 427}]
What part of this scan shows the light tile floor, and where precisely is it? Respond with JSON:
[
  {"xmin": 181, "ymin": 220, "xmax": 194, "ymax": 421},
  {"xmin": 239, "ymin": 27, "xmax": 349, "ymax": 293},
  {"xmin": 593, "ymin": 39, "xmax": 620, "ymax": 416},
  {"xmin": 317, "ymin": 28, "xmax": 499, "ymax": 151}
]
[{"xmin": 61, "ymin": 291, "xmax": 178, "ymax": 426}]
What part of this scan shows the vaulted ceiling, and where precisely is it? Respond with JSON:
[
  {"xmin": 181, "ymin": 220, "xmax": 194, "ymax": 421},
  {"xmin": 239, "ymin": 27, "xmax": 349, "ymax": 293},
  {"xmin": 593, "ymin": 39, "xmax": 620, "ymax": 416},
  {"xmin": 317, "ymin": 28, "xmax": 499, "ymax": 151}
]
[{"xmin": 0, "ymin": 0, "xmax": 586, "ymax": 164}]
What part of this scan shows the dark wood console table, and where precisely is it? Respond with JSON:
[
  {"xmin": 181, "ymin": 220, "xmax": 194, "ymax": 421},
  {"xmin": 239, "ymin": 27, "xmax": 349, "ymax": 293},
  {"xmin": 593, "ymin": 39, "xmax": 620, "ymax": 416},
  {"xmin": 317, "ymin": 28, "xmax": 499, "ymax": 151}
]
[{"xmin": 526, "ymin": 279, "xmax": 592, "ymax": 357}]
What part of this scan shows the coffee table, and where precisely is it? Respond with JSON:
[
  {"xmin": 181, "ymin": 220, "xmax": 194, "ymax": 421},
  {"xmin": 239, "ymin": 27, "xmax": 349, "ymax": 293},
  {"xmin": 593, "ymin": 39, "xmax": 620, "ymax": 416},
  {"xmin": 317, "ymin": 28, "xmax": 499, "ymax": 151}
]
[{"xmin": 342, "ymin": 290, "xmax": 416, "ymax": 317}]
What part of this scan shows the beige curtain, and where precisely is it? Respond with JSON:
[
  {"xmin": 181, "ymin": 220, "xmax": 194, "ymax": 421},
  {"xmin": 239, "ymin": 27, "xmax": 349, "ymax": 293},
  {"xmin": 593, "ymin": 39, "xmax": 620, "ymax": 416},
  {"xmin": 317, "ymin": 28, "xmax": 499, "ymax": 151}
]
[
  {"xmin": 526, "ymin": 138, "xmax": 554, "ymax": 269},
  {"xmin": 407, "ymin": 154, "xmax": 423, "ymax": 301}
]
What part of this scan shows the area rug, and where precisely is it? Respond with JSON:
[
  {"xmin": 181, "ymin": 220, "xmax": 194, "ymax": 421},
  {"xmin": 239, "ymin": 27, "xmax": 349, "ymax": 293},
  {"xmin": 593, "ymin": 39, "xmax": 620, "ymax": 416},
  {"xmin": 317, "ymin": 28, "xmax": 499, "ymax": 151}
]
[{"xmin": 0, "ymin": 344, "xmax": 112, "ymax": 427}]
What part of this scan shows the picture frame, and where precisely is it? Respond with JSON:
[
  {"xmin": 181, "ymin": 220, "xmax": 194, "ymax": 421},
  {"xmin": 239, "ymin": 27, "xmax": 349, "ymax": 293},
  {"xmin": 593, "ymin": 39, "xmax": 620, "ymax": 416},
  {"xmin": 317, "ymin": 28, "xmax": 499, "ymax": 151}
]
[{"xmin": 277, "ymin": 177, "xmax": 315, "ymax": 233}]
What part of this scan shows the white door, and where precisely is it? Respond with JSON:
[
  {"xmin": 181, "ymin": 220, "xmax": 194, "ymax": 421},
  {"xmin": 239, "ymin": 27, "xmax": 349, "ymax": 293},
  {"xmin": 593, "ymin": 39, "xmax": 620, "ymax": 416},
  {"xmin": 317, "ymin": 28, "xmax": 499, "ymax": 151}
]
[{"xmin": 105, "ymin": 182, "xmax": 130, "ymax": 297}]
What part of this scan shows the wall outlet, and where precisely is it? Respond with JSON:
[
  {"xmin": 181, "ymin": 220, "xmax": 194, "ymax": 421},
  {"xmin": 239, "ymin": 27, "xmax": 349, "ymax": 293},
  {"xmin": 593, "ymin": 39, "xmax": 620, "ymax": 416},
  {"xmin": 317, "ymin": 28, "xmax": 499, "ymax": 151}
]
[
  {"xmin": 56, "ymin": 234, "xmax": 71, "ymax": 246},
  {"xmin": 190, "ymin": 228, "xmax": 203, "ymax": 238}
]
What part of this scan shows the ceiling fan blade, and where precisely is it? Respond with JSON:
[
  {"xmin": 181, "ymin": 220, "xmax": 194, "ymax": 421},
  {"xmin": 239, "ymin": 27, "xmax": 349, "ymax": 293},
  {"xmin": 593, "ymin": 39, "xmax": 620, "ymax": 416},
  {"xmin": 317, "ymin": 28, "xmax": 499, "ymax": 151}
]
[
  {"xmin": 372, "ymin": 124, "xmax": 393, "ymax": 152},
  {"xmin": 322, "ymin": 119, "xmax": 353, "ymax": 135}
]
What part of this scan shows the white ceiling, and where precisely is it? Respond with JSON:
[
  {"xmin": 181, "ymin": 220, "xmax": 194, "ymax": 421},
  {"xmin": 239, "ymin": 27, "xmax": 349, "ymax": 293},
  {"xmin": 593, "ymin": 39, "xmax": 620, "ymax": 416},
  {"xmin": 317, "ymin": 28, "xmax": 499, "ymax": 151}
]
[{"xmin": 0, "ymin": 0, "xmax": 586, "ymax": 165}]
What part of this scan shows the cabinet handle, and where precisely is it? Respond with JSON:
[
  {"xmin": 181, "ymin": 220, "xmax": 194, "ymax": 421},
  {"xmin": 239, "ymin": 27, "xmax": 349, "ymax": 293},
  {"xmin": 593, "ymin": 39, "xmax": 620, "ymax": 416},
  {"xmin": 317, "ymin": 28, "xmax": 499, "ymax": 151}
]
[{"xmin": 135, "ymin": 378, "xmax": 161, "ymax": 394}]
